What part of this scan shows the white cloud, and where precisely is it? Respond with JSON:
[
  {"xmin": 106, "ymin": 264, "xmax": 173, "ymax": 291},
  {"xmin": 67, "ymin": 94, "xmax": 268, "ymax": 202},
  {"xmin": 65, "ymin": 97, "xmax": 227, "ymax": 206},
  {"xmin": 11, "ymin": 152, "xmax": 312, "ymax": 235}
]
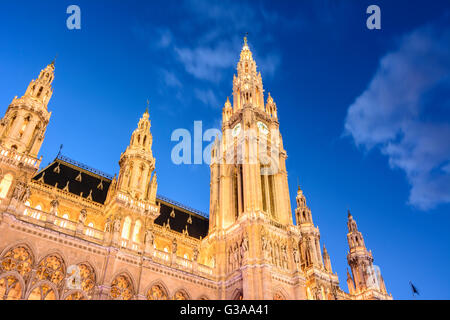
[
  {"xmin": 344, "ymin": 23, "xmax": 450, "ymax": 210},
  {"xmin": 173, "ymin": 0, "xmax": 281, "ymax": 83},
  {"xmin": 161, "ymin": 69, "xmax": 182, "ymax": 88},
  {"xmin": 175, "ymin": 42, "xmax": 236, "ymax": 82},
  {"xmin": 195, "ymin": 88, "xmax": 219, "ymax": 108}
]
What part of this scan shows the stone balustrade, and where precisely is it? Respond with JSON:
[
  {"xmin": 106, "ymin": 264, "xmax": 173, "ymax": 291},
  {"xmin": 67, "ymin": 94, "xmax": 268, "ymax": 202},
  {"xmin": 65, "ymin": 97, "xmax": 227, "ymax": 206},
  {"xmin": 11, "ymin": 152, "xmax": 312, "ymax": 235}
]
[
  {"xmin": 0, "ymin": 146, "xmax": 41, "ymax": 170},
  {"xmin": 13, "ymin": 204, "xmax": 215, "ymax": 279}
]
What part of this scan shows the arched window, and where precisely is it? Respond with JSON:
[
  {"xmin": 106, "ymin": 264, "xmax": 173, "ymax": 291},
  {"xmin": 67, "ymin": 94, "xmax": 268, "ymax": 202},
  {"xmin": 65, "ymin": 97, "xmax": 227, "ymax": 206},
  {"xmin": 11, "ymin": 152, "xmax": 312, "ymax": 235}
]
[
  {"xmin": 147, "ymin": 284, "xmax": 168, "ymax": 300},
  {"xmin": 37, "ymin": 87, "xmax": 43, "ymax": 98},
  {"xmin": 19, "ymin": 116, "xmax": 31, "ymax": 138},
  {"xmin": 24, "ymin": 200, "xmax": 31, "ymax": 215},
  {"xmin": 132, "ymin": 220, "xmax": 141, "ymax": 243},
  {"xmin": 273, "ymin": 292, "xmax": 285, "ymax": 300},
  {"xmin": 173, "ymin": 290, "xmax": 188, "ymax": 300},
  {"xmin": 0, "ymin": 173, "xmax": 13, "ymax": 199},
  {"xmin": 0, "ymin": 275, "xmax": 22, "ymax": 300},
  {"xmin": 32, "ymin": 204, "xmax": 42, "ymax": 220},
  {"xmin": 35, "ymin": 255, "xmax": 65, "ymax": 287},
  {"xmin": 86, "ymin": 222, "xmax": 94, "ymax": 237},
  {"xmin": 60, "ymin": 213, "xmax": 69, "ymax": 228},
  {"xmin": 110, "ymin": 275, "xmax": 133, "ymax": 300},
  {"xmin": 0, "ymin": 246, "xmax": 33, "ymax": 278},
  {"xmin": 27, "ymin": 284, "xmax": 56, "ymax": 300},
  {"xmin": 121, "ymin": 217, "xmax": 132, "ymax": 239}
]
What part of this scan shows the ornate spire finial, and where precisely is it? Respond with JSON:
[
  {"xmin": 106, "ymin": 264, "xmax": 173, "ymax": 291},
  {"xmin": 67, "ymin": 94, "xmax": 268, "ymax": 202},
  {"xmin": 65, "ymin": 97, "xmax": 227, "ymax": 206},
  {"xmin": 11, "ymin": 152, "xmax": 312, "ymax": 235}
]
[
  {"xmin": 244, "ymin": 33, "xmax": 248, "ymax": 46},
  {"xmin": 145, "ymin": 99, "xmax": 150, "ymax": 114},
  {"xmin": 348, "ymin": 209, "xmax": 352, "ymax": 218},
  {"xmin": 50, "ymin": 53, "xmax": 58, "ymax": 66}
]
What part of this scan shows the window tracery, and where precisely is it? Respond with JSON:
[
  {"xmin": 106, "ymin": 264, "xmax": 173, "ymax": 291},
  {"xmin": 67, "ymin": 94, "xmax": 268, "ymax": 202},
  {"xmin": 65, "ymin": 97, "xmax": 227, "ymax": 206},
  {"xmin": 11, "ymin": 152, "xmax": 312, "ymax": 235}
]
[
  {"xmin": 0, "ymin": 246, "xmax": 33, "ymax": 278},
  {"xmin": 0, "ymin": 275, "xmax": 22, "ymax": 300},
  {"xmin": 173, "ymin": 290, "xmax": 188, "ymax": 300},
  {"xmin": 147, "ymin": 284, "xmax": 168, "ymax": 300},
  {"xmin": 35, "ymin": 255, "xmax": 65, "ymax": 286},
  {"xmin": 28, "ymin": 284, "xmax": 56, "ymax": 300},
  {"xmin": 110, "ymin": 275, "xmax": 133, "ymax": 300}
]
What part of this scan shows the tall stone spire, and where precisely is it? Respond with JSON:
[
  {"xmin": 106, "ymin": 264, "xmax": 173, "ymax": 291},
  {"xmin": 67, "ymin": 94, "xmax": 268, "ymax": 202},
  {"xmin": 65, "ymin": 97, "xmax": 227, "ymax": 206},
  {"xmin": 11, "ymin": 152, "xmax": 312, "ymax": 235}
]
[
  {"xmin": 117, "ymin": 105, "xmax": 156, "ymax": 203},
  {"xmin": 0, "ymin": 61, "xmax": 53, "ymax": 157},
  {"xmin": 295, "ymin": 184, "xmax": 323, "ymax": 269},
  {"xmin": 346, "ymin": 210, "xmax": 386, "ymax": 294},
  {"xmin": 232, "ymin": 37, "xmax": 264, "ymax": 111},
  {"xmin": 24, "ymin": 61, "xmax": 55, "ymax": 108}
]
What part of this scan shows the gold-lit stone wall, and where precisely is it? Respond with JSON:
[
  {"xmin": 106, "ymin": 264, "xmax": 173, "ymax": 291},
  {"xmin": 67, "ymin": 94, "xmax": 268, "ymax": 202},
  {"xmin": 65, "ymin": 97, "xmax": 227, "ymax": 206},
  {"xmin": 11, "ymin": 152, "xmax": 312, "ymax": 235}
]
[{"xmin": 0, "ymin": 40, "xmax": 392, "ymax": 300}]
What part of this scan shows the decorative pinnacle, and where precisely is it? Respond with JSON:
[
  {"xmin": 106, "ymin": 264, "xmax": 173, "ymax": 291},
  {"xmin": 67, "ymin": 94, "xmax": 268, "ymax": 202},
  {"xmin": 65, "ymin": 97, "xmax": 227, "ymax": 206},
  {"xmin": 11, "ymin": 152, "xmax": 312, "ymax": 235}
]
[
  {"xmin": 50, "ymin": 53, "xmax": 58, "ymax": 66},
  {"xmin": 243, "ymin": 32, "xmax": 249, "ymax": 50},
  {"xmin": 145, "ymin": 99, "xmax": 150, "ymax": 114},
  {"xmin": 347, "ymin": 209, "xmax": 352, "ymax": 218}
]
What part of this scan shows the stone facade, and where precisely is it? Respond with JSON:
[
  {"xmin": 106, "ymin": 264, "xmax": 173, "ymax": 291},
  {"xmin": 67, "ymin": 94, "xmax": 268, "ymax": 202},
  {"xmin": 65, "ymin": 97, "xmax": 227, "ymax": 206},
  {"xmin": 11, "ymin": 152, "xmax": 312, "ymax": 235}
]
[{"xmin": 0, "ymin": 39, "xmax": 392, "ymax": 300}]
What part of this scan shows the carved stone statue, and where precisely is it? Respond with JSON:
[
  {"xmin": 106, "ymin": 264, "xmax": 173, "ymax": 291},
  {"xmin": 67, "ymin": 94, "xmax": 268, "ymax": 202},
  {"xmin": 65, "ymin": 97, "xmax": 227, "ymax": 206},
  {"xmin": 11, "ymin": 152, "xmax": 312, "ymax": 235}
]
[
  {"xmin": 172, "ymin": 238, "xmax": 177, "ymax": 254},
  {"xmin": 22, "ymin": 186, "xmax": 31, "ymax": 202},
  {"xmin": 113, "ymin": 217, "xmax": 121, "ymax": 232},
  {"xmin": 233, "ymin": 243, "xmax": 239, "ymax": 268},
  {"xmin": 193, "ymin": 247, "xmax": 199, "ymax": 261},
  {"xmin": 144, "ymin": 228, "xmax": 154, "ymax": 245},
  {"xmin": 240, "ymin": 235, "xmax": 248, "ymax": 261},
  {"xmin": 79, "ymin": 209, "xmax": 87, "ymax": 224},
  {"xmin": 241, "ymin": 234, "xmax": 249, "ymax": 252},
  {"xmin": 12, "ymin": 182, "xmax": 24, "ymax": 200},
  {"xmin": 293, "ymin": 245, "xmax": 300, "ymax": 264},
  {"xmin": 281, "ymin": 244, "xmax": 288, "ymax": 268},
  {"xmin": 50, "ymin": 199, "xmax": 59, "ymax": 215},
  {"xmin": 104, "ymin": 216, "xmax": 112, "ymax": 232}
]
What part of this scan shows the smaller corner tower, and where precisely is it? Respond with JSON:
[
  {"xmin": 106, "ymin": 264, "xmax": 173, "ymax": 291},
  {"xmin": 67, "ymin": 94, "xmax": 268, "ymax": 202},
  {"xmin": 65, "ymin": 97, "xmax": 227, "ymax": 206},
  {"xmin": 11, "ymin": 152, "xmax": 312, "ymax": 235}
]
[
  {"xmin": 0, "ymin": 61, "xmax": 54, "ymax": 158},
  {"xmin": 346, "ymin": 210, "xmax": 388, "ymax": 297},
  {"xmin": 116, "ymin": 103, "xmax": 157, "ymax": 204}
]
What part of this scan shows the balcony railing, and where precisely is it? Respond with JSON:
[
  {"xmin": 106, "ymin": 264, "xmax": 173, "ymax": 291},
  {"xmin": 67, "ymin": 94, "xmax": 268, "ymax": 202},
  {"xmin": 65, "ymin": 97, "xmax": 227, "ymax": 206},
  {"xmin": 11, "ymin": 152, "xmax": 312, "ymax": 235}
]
[
  {"xmin": 15, "ymin": 204, "xmax": 214, "ymax": 279},
  {"xmin": 0, "ymin": 147, "xmax": 41, "ymax": 170}
]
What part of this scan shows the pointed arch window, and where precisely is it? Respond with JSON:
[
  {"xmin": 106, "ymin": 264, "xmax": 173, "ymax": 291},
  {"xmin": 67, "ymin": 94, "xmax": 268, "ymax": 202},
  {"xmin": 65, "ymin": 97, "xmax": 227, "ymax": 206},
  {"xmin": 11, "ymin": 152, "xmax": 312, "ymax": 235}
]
[
  {"xmin": 121, "ymin": 216, "xmax": 132, "ymax": 239},
  {"xmin": 132, "ymin": 220, "xmax": 141, "ymax": 243},
  {"xmin": 0, "ymin": 173, "xmax": 13, "ymax": 199},
  {"xmin": 86, "ymin": 222, "xmax": 95, "ymax": 237},
  {"xmin": 59, "ymin": 213, "xmax": 69, "ymax": 228}
]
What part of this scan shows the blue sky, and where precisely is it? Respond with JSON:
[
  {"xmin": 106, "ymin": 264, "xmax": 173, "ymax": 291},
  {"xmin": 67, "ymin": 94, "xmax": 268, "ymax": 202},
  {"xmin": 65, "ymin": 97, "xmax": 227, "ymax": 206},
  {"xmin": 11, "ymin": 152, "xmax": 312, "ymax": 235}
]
[{"xmin": 0, "ymin": 0, "xmax": 449, "ymax": 299}]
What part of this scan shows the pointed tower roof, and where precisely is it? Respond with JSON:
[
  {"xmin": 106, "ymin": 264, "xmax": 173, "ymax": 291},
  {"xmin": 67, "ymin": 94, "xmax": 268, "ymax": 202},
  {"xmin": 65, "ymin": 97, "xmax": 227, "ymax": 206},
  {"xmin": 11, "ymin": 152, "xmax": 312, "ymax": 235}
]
[
  {"xmin": 239, "ymin": 35, "xmax": 254, "ymax": 62},
  {"xmin": 225, "ymin": 96, "xmax": 231, "ymax": 108}
]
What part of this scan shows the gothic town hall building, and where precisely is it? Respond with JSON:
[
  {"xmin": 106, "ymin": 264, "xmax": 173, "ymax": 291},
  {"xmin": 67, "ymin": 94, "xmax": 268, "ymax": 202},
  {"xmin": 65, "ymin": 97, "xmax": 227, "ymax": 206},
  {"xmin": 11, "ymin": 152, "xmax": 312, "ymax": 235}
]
[{"xmin": 0, "ymin": 39, "xmax": 392, "ymax": 300}]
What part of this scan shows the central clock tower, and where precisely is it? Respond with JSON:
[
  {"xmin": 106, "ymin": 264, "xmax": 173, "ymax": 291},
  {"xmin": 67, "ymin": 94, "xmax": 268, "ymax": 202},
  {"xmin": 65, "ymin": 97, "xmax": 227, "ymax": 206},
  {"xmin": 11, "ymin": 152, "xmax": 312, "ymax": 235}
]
[
  {"xmin": 207, "ymin": 38, "xmax": 299, "ymax": 300},
  {"xmin": 209, "ymin": 37, "xmax": 292, "ymax": 232}
]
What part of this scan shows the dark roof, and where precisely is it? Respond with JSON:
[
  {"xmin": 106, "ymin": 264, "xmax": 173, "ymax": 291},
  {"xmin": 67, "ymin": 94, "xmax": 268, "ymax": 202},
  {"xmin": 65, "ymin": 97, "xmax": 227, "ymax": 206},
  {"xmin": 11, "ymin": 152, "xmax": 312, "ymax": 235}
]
[
  {"xmin": 32, "ymin": 157, "xmax": 111, "ymax": 204},
  {"xmin": 154, "ymin": 198, "xmax": 209, "ymax": 239},
  {"xmin": 32, "ymin": 155, "xmax": 209, "ymax": 239}
]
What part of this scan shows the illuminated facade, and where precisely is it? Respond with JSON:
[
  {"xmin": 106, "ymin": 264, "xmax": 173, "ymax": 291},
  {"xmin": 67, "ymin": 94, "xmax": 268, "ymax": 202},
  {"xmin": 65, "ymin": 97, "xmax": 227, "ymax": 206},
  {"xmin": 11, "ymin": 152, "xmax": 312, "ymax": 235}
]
[{"xmin": 0, "ymin": 39, "xmax": 392, "ymax": 300}]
